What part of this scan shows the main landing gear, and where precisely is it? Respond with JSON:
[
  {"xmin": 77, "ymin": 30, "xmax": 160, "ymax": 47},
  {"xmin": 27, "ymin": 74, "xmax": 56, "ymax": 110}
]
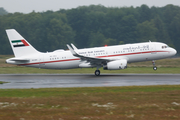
[
  {"xmin": 152, "ymin": 60, "xmax": 157, "ymax": 70},
  {"xmin": 95, "ymin": 70, "xmax": 100, "ymax": 76},
  {"xmin": 95, "ymin": 66, "xmax": 101, "ymax": 76}
]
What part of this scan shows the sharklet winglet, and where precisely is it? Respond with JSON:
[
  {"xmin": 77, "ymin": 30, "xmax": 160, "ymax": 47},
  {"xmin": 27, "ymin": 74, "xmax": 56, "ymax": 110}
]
[
  {"xmin": 71, "ymin": 43, "xmax": 78, "ymax": 50},
  {"xmin": 67, "ymin": 44, "xmax": 77, "ymax": 56}
]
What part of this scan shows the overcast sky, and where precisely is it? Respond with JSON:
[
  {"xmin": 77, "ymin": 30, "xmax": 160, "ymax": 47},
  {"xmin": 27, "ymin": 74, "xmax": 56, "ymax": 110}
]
[{"xmin": 1, "ymin": 0, "xmax": 180, "ymax": 13}]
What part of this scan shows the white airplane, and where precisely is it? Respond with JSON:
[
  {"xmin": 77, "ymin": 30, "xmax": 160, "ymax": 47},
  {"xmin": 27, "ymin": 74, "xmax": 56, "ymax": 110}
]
[{"xmin": 6, "ymin": 29, "xmax": 177, "ymax": 76}]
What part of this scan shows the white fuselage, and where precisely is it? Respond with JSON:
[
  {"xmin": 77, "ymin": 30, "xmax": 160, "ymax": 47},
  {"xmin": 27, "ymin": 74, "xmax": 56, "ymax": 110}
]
[{"xmin": 7, "ymin": 42, "xmax": 177, "ymax": 69}]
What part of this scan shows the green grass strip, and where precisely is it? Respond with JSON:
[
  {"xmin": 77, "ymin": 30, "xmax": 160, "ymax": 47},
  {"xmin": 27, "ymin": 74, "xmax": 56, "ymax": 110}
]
[
  {"xmin": 0, "ymin": 85, "xmax": 180, "ymax": 97},
  {"xmin": 0, "ymin": 81, "xmax": 9, "ymax": 84}
]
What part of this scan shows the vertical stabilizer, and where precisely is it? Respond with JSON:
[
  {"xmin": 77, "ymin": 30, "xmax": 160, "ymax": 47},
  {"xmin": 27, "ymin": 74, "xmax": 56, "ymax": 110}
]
[{"xmin": 6, "ymin": 29, "xmax": 40, "ymax": 57}]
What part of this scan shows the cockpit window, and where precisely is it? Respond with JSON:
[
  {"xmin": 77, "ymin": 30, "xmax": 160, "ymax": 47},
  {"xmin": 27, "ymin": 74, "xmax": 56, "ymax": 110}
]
[{"xmin": 162, "ymin": 46, "xmax": 168, "ymax": 49}]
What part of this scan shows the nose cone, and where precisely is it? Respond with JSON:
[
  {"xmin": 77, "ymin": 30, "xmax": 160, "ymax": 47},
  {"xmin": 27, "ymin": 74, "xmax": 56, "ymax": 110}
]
[
  {"xmin": 171, "ymin": 48, "xmax": 177, "ymax": 56},
  {"xmin": 6, "ymin": 59, "xmax": 9, "ymax": 64}
]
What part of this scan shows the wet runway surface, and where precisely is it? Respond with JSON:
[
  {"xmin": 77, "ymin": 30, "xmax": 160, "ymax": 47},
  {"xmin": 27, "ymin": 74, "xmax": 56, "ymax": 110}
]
[{"xmin": 0, "ymin": 74, "xmax": 180, "ymax": 89}]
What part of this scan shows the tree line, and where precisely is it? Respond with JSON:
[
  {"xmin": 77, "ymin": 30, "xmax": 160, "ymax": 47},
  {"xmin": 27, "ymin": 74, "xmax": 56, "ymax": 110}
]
[{"xmin": 0, "ymin": 4, "xmax": 180, "ymax": 55}]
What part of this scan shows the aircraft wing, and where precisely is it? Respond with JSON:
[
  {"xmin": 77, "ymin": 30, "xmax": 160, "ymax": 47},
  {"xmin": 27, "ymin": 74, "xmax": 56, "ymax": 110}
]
[{"xmin": 67, "ymin": 44, "xmax": 110, "ymax": 66}]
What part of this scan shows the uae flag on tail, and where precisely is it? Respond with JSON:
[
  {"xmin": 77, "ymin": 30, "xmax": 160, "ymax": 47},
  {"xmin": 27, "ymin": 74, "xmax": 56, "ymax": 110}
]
[{"xmin": 12, "ymin": 40, "xmax": 29, "ymax": 47}]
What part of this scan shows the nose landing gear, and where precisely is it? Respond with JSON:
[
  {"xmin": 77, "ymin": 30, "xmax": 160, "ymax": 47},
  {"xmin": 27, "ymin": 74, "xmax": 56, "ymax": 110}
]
[{"xmin": 152, "ymin": 60, "xmax": 157, "ymax": 70}]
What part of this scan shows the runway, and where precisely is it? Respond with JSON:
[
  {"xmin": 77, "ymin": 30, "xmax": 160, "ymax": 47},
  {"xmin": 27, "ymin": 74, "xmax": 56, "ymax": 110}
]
[{"xmin": 0, "ymin": 74, "xmax": 180, "ymax": 89}]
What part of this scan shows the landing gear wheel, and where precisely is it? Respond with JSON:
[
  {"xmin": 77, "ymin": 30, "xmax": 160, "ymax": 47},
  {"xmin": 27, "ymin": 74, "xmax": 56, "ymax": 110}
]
[
  {"xmin": 153, "ymin": 66, "xmax": 157, "ymax": 71},
  {"xmin": 95, "ymin": 70, "xmax": 100, "ymax": 76}
]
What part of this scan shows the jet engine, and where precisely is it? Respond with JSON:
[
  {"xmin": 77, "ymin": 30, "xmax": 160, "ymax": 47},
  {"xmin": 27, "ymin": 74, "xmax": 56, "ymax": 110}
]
[{"xmin": 103, "ymin": 59, "xmax": 127, "ymax": 70}]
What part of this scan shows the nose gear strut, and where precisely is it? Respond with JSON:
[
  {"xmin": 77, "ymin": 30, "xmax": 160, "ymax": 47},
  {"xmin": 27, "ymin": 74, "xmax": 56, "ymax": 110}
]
[{"xmin": 152, "ymin": 60, "xmax": 157, "ymax": 70}]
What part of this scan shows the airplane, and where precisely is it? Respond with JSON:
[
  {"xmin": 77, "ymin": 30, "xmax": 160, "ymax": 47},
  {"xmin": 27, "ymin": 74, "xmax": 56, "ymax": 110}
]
[{"xmin": 6, "ymin": 29, "xmax": 177, "ymax": 76}]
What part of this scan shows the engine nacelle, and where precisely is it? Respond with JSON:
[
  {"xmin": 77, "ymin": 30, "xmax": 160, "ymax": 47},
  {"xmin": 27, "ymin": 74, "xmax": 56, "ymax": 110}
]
[{"xmin": 103, "ymin": 59, "xmax": 127, "ymax": 70}]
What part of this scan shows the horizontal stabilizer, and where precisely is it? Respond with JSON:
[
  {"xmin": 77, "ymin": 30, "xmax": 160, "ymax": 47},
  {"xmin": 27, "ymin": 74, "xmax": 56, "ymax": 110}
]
[{"xmin": 7, "ymin": 58, "xmax": 29, "ymax": 62}]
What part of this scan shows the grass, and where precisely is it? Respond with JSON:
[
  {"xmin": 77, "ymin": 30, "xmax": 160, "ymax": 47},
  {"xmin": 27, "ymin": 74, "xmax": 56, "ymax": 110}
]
[
  {"xmin": 1, "ymin": 85, "xmax": 180, "ymax": 97},
  {"xmin": 0, "ymin": 81, "xmax": 9, "ymax": 84},
  {"xmin": 0, "ymin": 85, "xmax": 180, "ymax": 120}
]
